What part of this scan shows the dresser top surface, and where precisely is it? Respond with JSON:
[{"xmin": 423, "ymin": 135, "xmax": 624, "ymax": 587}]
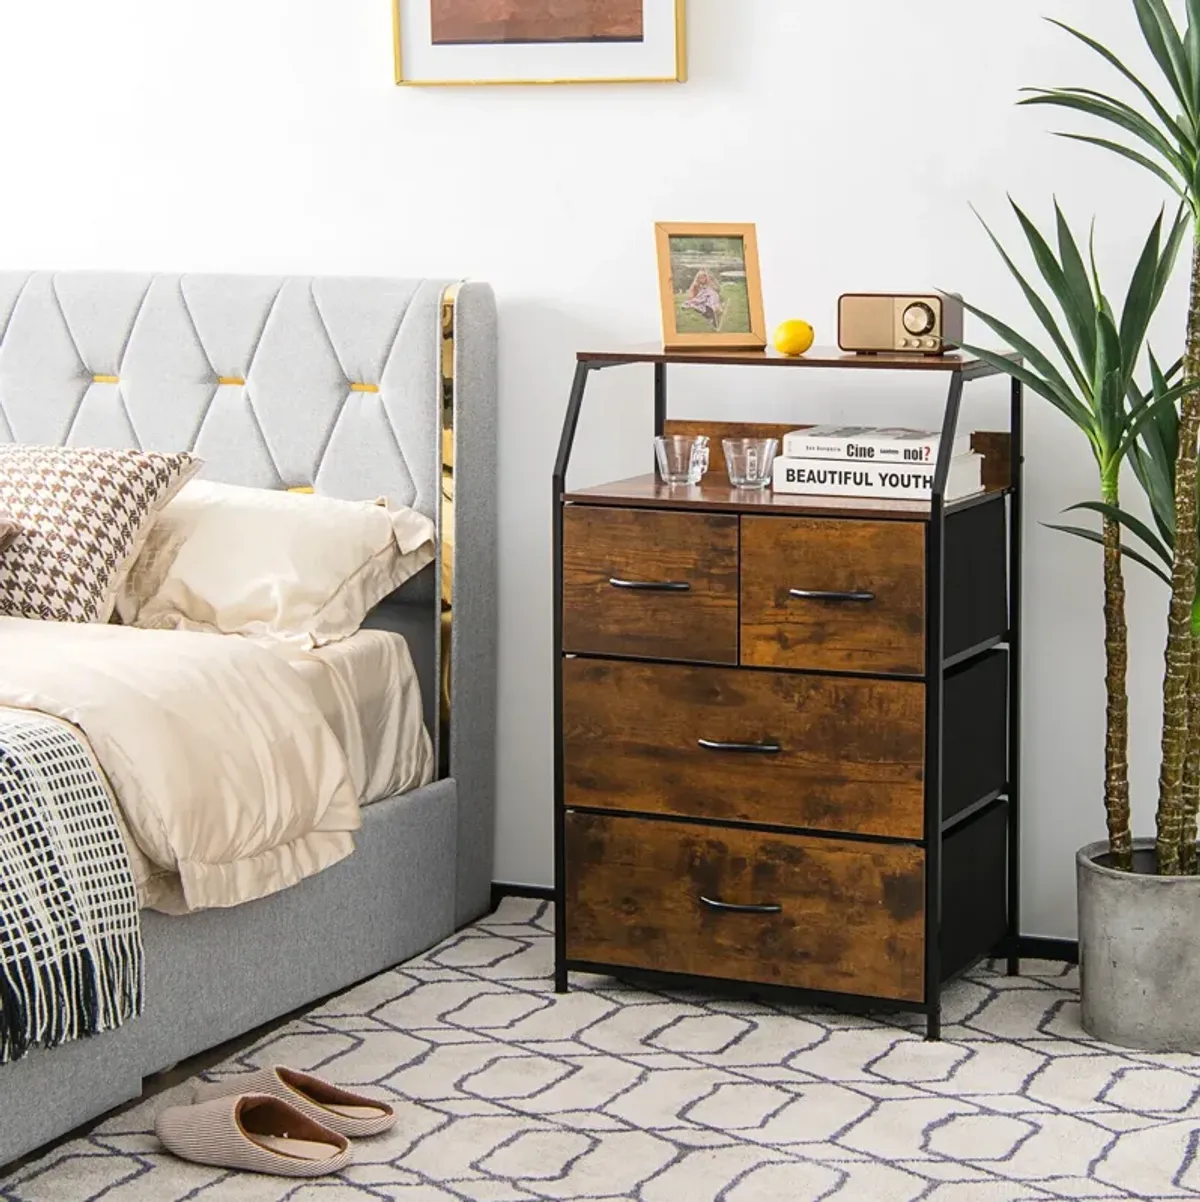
[
  {"xmin": 576, "ymin": 346, "xmax": 1018, "ymax": 379},
  {"xmin": 563, "ymin": 474, "xmax": 1008, "ymax": 522}
]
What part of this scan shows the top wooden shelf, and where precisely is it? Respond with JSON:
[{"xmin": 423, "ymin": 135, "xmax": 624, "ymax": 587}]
[{"xmin": 577, "ymin": 345, "xmax": 1017, "ymax": 381}]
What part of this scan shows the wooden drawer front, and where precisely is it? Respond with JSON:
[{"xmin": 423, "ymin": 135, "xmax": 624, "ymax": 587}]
[
  {"xmin": 741, "ymin": 516, "xmax": 925, "ymax": 675},
  {"xmin": 565, "ymin": 812, "xmax": 925, "ymax": 1002},
  {"xmin": 563, "ymin": 658, "xmax": 925, "ymax": 838},
  {"xmin": 563, "ymin": 506, "xmax": 738, "ymax": 664}
]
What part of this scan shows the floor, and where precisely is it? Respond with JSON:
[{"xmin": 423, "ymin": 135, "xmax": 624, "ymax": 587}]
[{"xmin": 3, "ymin": 898, "xmax": 1200, "ymax": 1201}]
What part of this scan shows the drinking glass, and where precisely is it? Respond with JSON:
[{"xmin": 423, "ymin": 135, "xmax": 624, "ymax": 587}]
[
  {"xmin": 655, "ymin": 435, "xmax": 708, "ymax": 486},
  {"xmin": 723, "ymin": 437, "xmax": 778, "ymax": 490}
]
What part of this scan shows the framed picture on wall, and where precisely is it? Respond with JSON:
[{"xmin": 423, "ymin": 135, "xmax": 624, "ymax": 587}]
[
  {"xmin": 393, "ymin": 0, "xmax": 686, "ymax": 86},
  {"xmin": 655, "ymin": 222, "xmax": 767, "ymax": 351}
]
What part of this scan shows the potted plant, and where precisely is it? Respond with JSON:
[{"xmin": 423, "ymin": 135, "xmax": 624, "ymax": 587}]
[{"xmin": 957, "ymin": 0, "xmax": 1200, "ymax": 1049}]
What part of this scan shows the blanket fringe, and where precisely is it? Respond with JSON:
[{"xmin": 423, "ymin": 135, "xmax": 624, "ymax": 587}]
[
  {"xmin": 0, "ymin": 712, "xmax": 144, "ymax": 1064},
  {"xmin": 0, "ymin": 934, "xmax": 144, "ymax": 1062}
]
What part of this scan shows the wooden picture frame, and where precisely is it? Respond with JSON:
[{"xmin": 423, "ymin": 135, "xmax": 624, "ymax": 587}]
[
  {"xmin": 655, "ymin": 222, "xmax": 767, "ymax": 351},
  {"xmin": 393, "ymin": 0, "xmax": 687, "ymax": 87}
]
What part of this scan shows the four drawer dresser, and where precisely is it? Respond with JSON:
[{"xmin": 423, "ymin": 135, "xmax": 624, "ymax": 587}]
[{"xmin": 553, "ymin": 347, "xmax": 1022, "ymax": 1039}]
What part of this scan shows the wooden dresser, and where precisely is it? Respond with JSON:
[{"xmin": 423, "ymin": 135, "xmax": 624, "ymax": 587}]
[{"xmin": 553, "ymin": 347, "xmax": 1022, "ymax": 1039}]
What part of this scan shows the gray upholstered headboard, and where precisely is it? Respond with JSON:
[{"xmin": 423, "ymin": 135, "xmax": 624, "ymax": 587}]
[
  {"xmin": 0, "ymin": 271, "xmax": 498, "ymax": 925},
  {"xmin": 0, "ymin": 273, "xmax": 445, "ymax": 509}
]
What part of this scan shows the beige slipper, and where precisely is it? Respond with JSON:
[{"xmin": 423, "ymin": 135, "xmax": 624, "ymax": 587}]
[
  {"xmin": 156, "ymin": 1093, "xmax": 352, "ymax": 1177},
  {"xmin": 194, "ymin": 1066, "xmax": 396, "ymax": 1138}
]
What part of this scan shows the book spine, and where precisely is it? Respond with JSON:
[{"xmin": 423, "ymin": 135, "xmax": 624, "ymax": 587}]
[
  {"xmin": 772, "ymin": 458, "xmax": 942, "ymax": 498},
  {"xmin": 780, "ymin": 434, "xmax": 968, "ymax": 462}
]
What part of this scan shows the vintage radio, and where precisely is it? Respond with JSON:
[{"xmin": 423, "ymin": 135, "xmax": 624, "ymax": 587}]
[{"xmin": 838, "ymin": 293, "xmax": 963, "ymax": 355}]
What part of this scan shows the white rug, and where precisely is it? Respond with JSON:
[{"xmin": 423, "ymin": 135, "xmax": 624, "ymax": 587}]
[{"xmin": 4, "ymin": 898, "xmax": 1200, "ymax": 1201}]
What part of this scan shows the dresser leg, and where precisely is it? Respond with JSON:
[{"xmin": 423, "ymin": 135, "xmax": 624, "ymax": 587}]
[
  {"xmin": 925, "ymin": 1006, "xmax": 941, "ymax": 1041},
  {"xmin": 555, "ymin": 966, "xmax": 569, "ymax": 994},
  {"xmin": 1006, "ymin": 953, "xmax": 1020, "ymax": 977}
]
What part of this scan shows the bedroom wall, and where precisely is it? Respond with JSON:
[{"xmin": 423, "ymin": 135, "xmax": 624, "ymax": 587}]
[{"xmin": 0, "ymin": 0, "xmax": 1180, "ymax": 937}]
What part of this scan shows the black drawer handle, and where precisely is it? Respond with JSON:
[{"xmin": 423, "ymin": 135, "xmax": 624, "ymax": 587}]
[
  {"xmin": 609, "ymin": 578, "xmax": 691, "ymax": 592},
  {"xmin": 700, "ymin": 896, "xmax": 783, "ymax": 916},
  {"xmin": 788, "ymin": 588, "xmax": 875, "ymax": 603},
  {"xmin": 698, "ymin": 738, "xmax": 783, "ymax": 754}
]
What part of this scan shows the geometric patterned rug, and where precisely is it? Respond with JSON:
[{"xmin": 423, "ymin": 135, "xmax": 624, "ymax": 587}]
[{"xmin": 4, "ymin": 898, "xmax": 1200, "ymax": 1202}]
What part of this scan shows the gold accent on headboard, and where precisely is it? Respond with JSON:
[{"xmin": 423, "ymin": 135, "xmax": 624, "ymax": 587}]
[
  {"xmin": 92, "ymin": 374, "xmax": 119, "ymax": 384},
  {"xmin": 437, "ymin": 283, "xmax": 459, "ymax": 779},
  {"xmin": 287, "ymin": 486, "xmax": 315, "ymax": 494},
  {"xmin": 218, "ymin": 376, "xmax": 245, "ymax": 387},
  {"xmin": 349, "ymin": 382, "xmax": 379, "ymax": 393},
  {"xmin": 441, "ymin": 284, "xmax": 459, "ymax": 389}
]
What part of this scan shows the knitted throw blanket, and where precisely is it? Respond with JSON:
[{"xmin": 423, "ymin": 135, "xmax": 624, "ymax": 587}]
[{"xmin": 0, "ymin": 710, "xmax": 143, "ymax": 1062}]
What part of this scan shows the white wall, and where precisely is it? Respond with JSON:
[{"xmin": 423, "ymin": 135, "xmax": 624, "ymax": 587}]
[{"xmin": 0, "ymin": 0, "xmax": 1182, "ymax": 938}]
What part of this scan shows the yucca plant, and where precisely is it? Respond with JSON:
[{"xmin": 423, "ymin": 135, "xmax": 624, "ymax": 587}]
[
  {"xmin": 951, "ymin": 202, "xmax": 1187, "ymax": 872},
  {"xmin": 1019, "ymin": 0, "xmax": 1200, "ymax": 873}
]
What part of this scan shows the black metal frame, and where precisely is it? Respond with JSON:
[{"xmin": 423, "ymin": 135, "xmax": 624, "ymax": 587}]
[{"xmin": 552, "ymin": 354, "xmax": 1024, "ymax": 1038}]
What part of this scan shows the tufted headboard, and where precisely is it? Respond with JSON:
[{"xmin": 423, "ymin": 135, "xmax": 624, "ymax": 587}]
[
  {"xmin": 0, "ymin": 271, "xmax": 498, "ymax": 925},
  {"xmin": 0, "ymin": 272, "xmax": 449, "ymax": 514}
]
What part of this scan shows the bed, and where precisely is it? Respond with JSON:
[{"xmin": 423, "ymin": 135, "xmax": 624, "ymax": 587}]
[{"xmin": 0, "ymin": 272, "xmax": 497, "ymax": 1166}]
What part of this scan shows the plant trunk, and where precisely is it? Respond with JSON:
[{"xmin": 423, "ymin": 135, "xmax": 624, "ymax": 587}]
[
  {"xmin": 1157, "ymin": 231, "xmax": 1200, "ymax": 876},
  {"xmin": 1181, "ymin": 624, "xmax": 1200, "ymax": 875},
  {"xmin": 1103, "ymin": 509, "xmax": 1133, "ymax": 871}
]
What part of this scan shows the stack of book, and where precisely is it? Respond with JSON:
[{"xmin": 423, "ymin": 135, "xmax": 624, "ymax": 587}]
[{"xmin": 772, "ymin": 425, "xmax": 983, "ymax": 501}]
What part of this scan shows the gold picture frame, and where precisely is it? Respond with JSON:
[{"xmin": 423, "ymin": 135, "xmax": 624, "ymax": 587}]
[
  {"xmin": 393, "ymin": 0, "xmax": 687, "ymax": 87},
  {"xmin": 655, "ymin": 222, "xmax": 767, "ymax": 351}
]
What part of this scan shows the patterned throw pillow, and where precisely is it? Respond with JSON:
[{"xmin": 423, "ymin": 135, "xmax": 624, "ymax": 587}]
[
  {"xmin": 0, "ymin": 445, "xmax": 200, "ymax": 624},
  {"xmin": 0, "ymin": 512, "xmax": 18, "ymax": 553}
]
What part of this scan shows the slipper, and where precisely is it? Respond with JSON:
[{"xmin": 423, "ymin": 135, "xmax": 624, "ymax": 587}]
[
  {"xmin": 194, "ymin": 1066, "xmax": 396, "ymax": 1138},
  {"xmin": 156, "ymin": 1093, "xmax": 351, "ymax": 1177}
]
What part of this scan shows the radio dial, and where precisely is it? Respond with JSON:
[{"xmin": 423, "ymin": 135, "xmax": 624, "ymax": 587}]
[{"xmin": 902, "ymin": 302, "xmax": 937, "ymax": 336}]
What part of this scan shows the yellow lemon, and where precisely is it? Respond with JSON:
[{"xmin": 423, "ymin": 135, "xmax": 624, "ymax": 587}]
[{"xmin": 773, "ymin": 319, "xmax": 815, "ymax": 357}]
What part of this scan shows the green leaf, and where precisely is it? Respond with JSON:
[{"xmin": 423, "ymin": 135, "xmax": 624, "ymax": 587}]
[
  {"xmin": 1132, "ymin": 442, "xmax": 1178, "ymax": 542},
  {"xmin": 1094, "ymin": 350, "xmax": 1123, "ymax": 458},
  {"xmin": 1055, "ymin": 132, "xmax": 1191, "ymax": 201},
  {"xmin": 1118, "ymin": 209, "xmax": 1167, "ymax": 384},
  {"xmin": 1019, "ymin": 89, "xmax": 1191, "ymax": 178},
  {"xmin": 1129, "ymin": 435, "xmax": 1177, "ymax": 542},
  {"xmin": 1130, "ymin": 352, "xmax": 1182, "ymax": 542},
  {"xmin": 1008, "ymin": 199, "xmax": 1096, "ymax": 376},
  {"xmin": 1119, "ymin": 377, "xmax": 1193, "ymax": 460},
  {"xmin": 1088, "ymin": 222, "xmax": 1116, "ymax": 330},
  {"xmin": 1188, "ymin": 7, "xmax": 1200, "ymax": 113},
  {"xmin": 1064, "ymin": 84, "xmax": 1198, "ymax": 168},
  {"xmin": 969, "ymin": 208, "xmax": 1089, "ymax": 394},
  {"xmin": 1067, "ymin": 499, "xmax": 1174, "ymax": 565},
  {"xmin": 1045, "ymin": 521, "xmax": 1174, "ymax": 584},
  {"xmin": 1152, "ymin": 207, "xmax": 1192, "ymax": 313},
  {"xmin": 1047, "ymin": 18, "xmax": 1199, "ymax": 151},
  {"xmin": 1132, "ymin": 0, "xmax": 1196, "ymax": 120}
]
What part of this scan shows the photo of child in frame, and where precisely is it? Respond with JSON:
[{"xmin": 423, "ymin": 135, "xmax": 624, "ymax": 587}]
[{"xmin": 667, "ymin": 231, "xmax": 756, "ymax": 334}]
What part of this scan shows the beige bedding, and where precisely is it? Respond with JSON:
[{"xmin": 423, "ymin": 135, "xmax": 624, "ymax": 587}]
[
  {"xmin": 0, "ymin": 618, "xmax": 361, "ymax": 914},
  {"xmin": 258, "ymin": 630, "xmax": 434, "ymax": 806}
]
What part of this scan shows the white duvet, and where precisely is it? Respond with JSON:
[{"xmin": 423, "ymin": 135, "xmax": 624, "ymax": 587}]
[{"xmin": 0, "ymin": 618, "xmax": 361, "ymax": 914}]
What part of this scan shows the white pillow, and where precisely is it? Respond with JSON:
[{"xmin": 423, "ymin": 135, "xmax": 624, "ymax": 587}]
[{"xmin": 119, "ymin": 480, "xmax": 436, "ymax": 646}]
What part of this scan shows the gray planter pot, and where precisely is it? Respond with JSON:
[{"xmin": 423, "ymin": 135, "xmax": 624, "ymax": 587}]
[{"xmin": 1078, "ymin": 838, "xmax": 1200, "ymax": 1050}]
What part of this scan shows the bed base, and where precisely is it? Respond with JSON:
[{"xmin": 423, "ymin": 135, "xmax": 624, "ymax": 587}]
[{"xmin": 0, "ymin": 781, "xmax": 458, "ymax": 1168}]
